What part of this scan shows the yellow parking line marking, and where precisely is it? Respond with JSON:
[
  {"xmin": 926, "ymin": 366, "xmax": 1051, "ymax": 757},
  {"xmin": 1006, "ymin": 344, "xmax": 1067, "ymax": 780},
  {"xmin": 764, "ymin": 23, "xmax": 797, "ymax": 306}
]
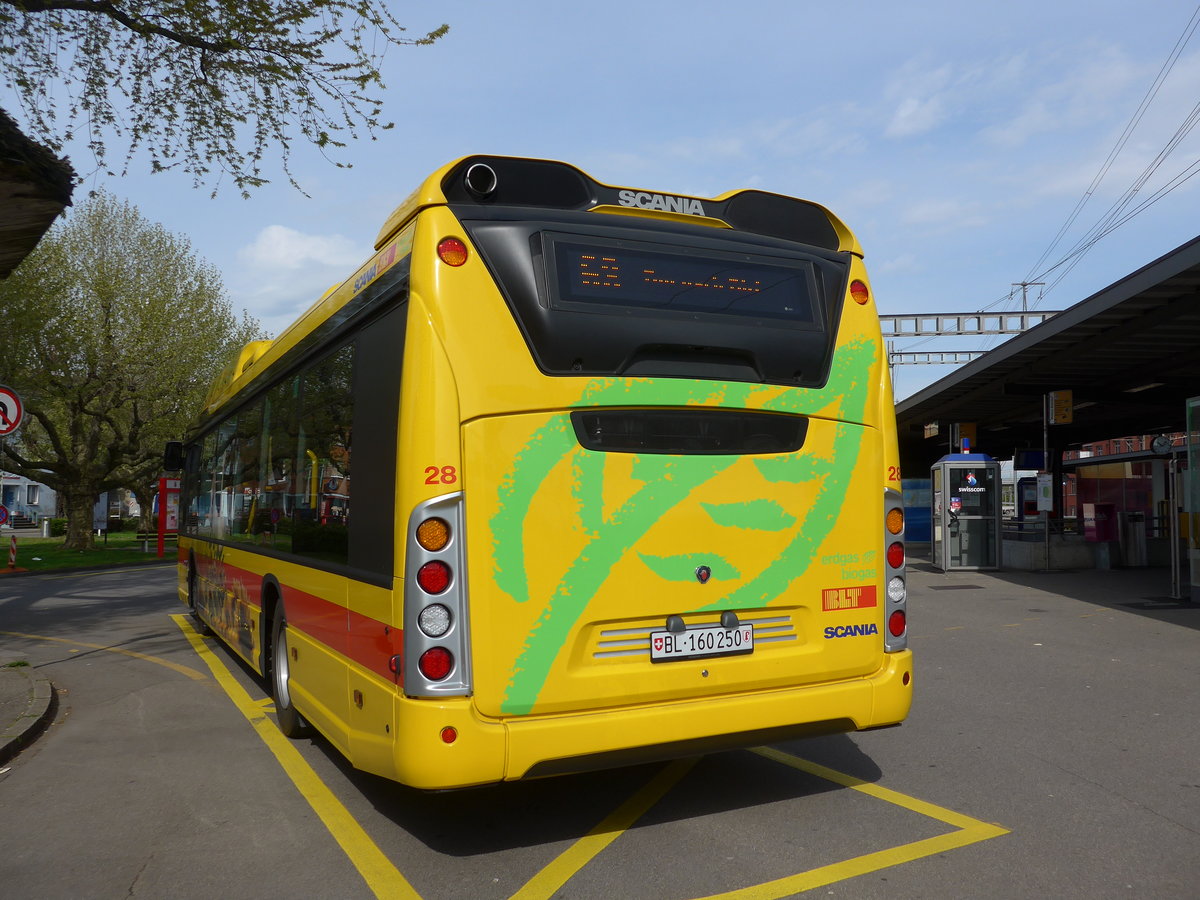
[
  {"xmin": 700, "ymin": 825, "xmax": 1006, "ymax": 899},
  {"xmin": 512, "ymin": 757, "xmax": 698, "ymax": 900},
  {"xmin": 690, "ymin": 747, "xmax": 1009, "ymax": 899},
  {"xmin": 756, "ymin": 749, "xmax": 1000, "ymax": 828},
  {"xmin": 1, "ymin": 629, "xmax": 207, "ymax": 682},
  {"xmin": 171, "ymin": 615, "xmax": 419, "ymax": 900},
  {"xmin": 162, "ymin": 615, "xmax": 1007, "ymax": 900}
]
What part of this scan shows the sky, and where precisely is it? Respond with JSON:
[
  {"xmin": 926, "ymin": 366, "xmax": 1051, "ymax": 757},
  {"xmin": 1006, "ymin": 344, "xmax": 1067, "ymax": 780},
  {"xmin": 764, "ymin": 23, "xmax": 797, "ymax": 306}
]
[{"xmin": 8, "ymin": 1, "xmax": 1200, "ymax": 400}]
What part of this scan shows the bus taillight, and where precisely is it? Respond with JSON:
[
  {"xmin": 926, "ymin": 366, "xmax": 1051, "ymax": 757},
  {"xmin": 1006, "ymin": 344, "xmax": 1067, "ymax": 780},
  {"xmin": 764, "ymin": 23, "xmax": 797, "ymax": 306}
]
[
  {"xmin": 419, "ymin": 647, "xmax": 454, "ymax": 680},
  {"xmin": 417, "ymin": 561, "xmax": 451, "ymax": 594},
  {"xmin": 417, "ymin": 517, "xmax": 450, "ymax": 551},
  {"xmin": 404, "ymin": 493, "xmax": 472, "ymax": 698},
  {"xmin": 850, "ymin": 279, "xmax": 870, "ymax": 304},
  {"xmin": 418, "ymin": 603, "xmax": 451, "ymax": 638},
  {"xmin": 437, "ymin": 237, "xmax": 469, "ymax": 267},
  {"xmin": 883, "ymin": 488, "xmax": 907, "ymax": 652}
]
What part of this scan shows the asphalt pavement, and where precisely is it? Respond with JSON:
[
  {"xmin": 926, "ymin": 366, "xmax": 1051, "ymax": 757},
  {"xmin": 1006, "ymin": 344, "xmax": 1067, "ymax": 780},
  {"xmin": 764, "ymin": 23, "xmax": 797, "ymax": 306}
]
[{"xmin": 1, "ymin": 557, "xmax": 1191, "ymax": 770}]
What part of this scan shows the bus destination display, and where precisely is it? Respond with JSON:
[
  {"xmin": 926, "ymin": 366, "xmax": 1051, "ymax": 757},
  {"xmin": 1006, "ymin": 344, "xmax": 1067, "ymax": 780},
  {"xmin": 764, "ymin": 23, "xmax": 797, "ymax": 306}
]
[{"xmin": 553, "ymin": 238, "xmax": 817, "ymax": 322}]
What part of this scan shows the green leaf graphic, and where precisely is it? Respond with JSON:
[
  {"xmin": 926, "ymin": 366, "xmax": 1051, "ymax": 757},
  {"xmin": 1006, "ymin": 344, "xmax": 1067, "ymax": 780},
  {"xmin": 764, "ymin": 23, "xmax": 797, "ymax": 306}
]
[
  {"xmin": 639, "ymin": 552, "xmax": 741, "ymax": 581},
  {"xmin": 701, "ymin": 500, "xmax": 796, "ymax": 531},
  {"xmin": 491, "ymin": 340, "xmax": 879, "ymax": 713}
]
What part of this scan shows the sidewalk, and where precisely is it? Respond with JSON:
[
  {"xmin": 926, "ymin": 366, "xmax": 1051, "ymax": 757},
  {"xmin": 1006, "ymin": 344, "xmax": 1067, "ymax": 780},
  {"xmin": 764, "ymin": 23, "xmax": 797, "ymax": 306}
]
[{"xmin": 0, "ymin": 663, "xmax": 55, "ymax": 766}]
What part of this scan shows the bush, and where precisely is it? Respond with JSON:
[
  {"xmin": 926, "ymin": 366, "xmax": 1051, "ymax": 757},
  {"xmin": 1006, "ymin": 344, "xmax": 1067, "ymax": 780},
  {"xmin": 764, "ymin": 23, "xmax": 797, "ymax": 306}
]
[{"xmin": 49, "ymin": 518, "xmax": 67, "ymax": 536}]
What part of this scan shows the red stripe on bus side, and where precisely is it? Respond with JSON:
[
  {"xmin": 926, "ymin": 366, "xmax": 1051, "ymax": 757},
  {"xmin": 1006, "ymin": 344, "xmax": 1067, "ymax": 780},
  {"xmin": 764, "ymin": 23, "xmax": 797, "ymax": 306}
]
[
  {"xmin": 194, "ymin": 553, "xmax": 401, "ymax": 684},
  {"xmin": 281, "ymin": 580, "xmax": 346, "ymax": 659},
  {"xmin": 348, "ymin": 609, "xmax": 404, "ymax": 684}
]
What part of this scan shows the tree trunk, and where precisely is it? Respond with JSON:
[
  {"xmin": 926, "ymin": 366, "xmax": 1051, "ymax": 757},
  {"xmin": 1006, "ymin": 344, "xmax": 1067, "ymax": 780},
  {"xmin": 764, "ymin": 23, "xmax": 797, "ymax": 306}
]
[
  {"xmin": 62, "ymin": 487, "xmax": 98, "ymax": 550},
  {"xmin": 134, "ymin": 484, "xmax": 155, "ymax": 533}
]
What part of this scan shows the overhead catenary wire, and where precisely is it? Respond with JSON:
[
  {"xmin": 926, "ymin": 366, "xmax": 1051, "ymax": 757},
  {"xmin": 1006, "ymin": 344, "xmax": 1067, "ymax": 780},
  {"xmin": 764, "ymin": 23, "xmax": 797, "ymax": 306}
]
[
  {"xmin": 1021, "ymin": 4, "xmax": 1200, "ymax": 284},
  {"xmin": 893, "ymin": 5, "xmax": 1200, "ymax": 374},
  {"xmin": 1022, "ymin": 5, "xmax": 1200, "ymax": 300},
  {"xmin": 1037, "ymin": 102, "xmax": 1200, "ymax": 293}
]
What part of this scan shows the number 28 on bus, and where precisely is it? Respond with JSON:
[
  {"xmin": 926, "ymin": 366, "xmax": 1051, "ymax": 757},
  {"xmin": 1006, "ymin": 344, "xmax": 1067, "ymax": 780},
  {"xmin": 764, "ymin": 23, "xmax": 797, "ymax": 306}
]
[{"xmin": 172, "ymin": 155, "xmax": 911, "ymax": 789}]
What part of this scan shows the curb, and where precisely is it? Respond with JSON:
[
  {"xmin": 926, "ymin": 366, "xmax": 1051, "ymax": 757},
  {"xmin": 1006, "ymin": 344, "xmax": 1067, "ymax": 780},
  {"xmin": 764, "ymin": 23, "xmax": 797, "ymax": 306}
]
[{"xmin": 0, "ymin": 667, "xmax": 57, "ymax": 766}]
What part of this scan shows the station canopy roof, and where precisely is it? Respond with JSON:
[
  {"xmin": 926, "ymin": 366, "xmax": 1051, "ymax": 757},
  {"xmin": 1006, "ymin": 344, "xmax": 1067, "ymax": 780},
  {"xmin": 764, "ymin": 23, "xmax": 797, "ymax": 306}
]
[{"xmin": 895, "ymin": 234, "xmax": 1200, "ymax": 471}]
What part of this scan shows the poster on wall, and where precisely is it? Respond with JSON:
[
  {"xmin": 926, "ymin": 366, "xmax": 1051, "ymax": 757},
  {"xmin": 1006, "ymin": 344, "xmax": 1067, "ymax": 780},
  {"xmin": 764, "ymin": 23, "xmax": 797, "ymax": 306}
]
[{"xmin": 1036, "ymin": 473, "xmax": 1053, "ymax": 512}]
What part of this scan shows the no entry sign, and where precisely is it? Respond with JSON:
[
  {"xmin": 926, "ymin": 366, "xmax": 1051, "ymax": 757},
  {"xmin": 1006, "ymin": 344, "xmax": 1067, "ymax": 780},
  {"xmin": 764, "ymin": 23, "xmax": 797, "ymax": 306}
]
[{"xmin": 0, "ymin": 385, "xmax": 23, "ymax": 436}]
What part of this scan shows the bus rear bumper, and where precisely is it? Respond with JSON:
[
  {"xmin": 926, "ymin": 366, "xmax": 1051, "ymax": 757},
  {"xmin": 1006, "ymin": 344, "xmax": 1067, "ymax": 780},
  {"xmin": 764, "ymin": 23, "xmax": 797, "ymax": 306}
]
[{"xmin": 392, "ymin": 650, "xmax": 912, "ymax": 790}]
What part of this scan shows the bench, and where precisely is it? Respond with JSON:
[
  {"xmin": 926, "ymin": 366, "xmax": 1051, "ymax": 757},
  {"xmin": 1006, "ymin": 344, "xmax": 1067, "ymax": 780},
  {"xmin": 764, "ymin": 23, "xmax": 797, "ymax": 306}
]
[{"xmin": 135, "ymin": 532, "xmax": 179, "ymax": 553}]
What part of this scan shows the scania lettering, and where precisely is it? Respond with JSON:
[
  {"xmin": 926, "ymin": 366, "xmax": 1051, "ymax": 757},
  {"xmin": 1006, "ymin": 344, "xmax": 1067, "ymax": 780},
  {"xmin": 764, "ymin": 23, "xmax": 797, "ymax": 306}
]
[
  {"xmin": 824, "ymin": 623, "xmax": 881, "ymax": 639},
  {"xmin": 617, "ymin": 189, "xmax": 707, "ymax": 216}
]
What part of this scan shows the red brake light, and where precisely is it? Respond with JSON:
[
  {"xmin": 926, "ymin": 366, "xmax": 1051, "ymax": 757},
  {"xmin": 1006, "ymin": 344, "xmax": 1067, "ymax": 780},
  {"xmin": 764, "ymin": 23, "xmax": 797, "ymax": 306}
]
[
  {"xmin": 887, "ymin": 542, "xmax": 905, "ymax": 568},
  {"xmin": 419, "ymin": 647, "xmax": 454, "ymax": 680},
  {"xmin": 437, "ymin": 237, "xmax": 468, "ymax": 266},
  {"xmin": 850, "ymin": 280, "xmax": 870, "ymax": 305},
  {"xmin": 417, "ymin": 561, "xmax": 451, "ymax": 594},
  {"xmin": 888, "ymin": 610, "xmax": 906, "ymax": 637}
]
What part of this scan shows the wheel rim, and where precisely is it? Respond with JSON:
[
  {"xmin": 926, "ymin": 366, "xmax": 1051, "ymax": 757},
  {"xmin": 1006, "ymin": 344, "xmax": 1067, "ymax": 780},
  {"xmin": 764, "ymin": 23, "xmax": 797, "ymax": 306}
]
[{"xmin": 274, "ymin": 620, "xmax": 292, "ymax": 710}]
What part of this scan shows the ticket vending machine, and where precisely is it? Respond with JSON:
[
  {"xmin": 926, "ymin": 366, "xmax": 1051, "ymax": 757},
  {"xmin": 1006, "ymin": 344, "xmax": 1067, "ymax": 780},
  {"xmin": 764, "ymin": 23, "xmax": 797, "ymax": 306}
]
[{"xmin": 931, "ymin": 453, "xmax": 1002, "ymax": 571}]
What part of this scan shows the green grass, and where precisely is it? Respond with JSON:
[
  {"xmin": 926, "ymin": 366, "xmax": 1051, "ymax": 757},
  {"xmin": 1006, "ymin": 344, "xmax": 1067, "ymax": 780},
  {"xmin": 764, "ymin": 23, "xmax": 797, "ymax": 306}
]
[{"xmin": 0, "ymin": 531, "xmax": 175, "ymax": 573}]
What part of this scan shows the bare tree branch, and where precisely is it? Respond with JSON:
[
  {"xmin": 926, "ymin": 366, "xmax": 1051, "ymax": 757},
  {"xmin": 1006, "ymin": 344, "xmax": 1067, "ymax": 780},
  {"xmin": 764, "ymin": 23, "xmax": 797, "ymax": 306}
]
[{"xmin": 0, "ymin": 1, "xmax": 448, "ymax": 194}]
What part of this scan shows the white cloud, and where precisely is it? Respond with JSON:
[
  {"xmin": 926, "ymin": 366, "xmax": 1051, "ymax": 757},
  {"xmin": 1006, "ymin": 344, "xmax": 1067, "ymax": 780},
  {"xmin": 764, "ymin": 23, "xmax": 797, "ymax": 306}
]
[
  {"xmin": 883, "ymin": 61, "xmax": 957, "ymax": 138},
  {"xmin": 997, "ymin": 50, "xmax": 1200, "ymax": 216},
  {"xmin": 980, "ymin": 44, "xmax": 1142, "ymax": 148},
  {"xmin": 902, "ymin": 198, "xmax": 988, "ymax": 230},
  {"xmin": 231, "ymin": 225, "xmax": 365, "ymax": 336},
  {"xmin": 886, "ymin": 95, "xmax": 948, "ymax": 139},
  {"xmin": 877, "ymin": 252, "xmax": 920, "ymax": 275},
  {"xmin": 238, "ymin": 224, "xmax": 360, "ymax": 271}
]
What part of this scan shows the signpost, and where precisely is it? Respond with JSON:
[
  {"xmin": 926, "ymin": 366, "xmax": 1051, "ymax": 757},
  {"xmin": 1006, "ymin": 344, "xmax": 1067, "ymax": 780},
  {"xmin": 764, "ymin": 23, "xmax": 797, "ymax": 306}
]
[{"xmin": 1049, "ymin": 389, "xmax": 1074, "ymax": 424}]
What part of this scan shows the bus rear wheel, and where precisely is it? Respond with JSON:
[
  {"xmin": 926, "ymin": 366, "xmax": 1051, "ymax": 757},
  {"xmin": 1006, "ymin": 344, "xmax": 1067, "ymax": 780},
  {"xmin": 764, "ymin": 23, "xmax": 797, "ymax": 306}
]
[{"xmin": 271, "ymin": 608, "xmax": 310, "ymax": 737}]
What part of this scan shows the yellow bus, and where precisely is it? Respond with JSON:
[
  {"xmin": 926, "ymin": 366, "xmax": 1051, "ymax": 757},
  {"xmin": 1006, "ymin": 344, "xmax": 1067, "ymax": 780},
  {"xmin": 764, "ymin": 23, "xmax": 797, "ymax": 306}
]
[{"xmin": 175, "ymin": 155, "xmax": 911, "ymax": 789}]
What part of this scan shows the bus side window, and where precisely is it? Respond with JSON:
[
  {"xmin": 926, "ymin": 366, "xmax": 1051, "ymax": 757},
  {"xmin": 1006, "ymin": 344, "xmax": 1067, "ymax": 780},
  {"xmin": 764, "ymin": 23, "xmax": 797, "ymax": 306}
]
[{"xmin": 292, "ymin": 344, "xmax": 355, "ymax": 565}]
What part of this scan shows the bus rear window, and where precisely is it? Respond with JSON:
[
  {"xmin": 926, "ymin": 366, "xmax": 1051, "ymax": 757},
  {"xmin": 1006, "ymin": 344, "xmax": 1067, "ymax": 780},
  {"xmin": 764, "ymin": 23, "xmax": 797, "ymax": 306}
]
[
  {"xmin": 548, "ymin": 235, "xmax": 818, "ymax": 324},
  {"xmin": 461, "ymin": 214, "xmax": 848, "ymax": 386}
]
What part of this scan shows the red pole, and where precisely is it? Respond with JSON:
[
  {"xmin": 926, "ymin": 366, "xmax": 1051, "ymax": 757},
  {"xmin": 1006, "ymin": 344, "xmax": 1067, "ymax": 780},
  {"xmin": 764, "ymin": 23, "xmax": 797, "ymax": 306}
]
[
  {"xmin": 157, "ymin": 476, "xmax": 167, "ymax": 558},
  {"xmin": 8, "ymin": 536, "xmax": 15, "ymax": 568}
]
